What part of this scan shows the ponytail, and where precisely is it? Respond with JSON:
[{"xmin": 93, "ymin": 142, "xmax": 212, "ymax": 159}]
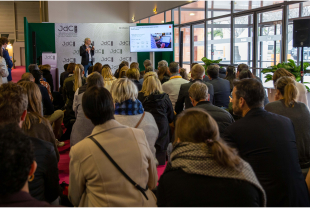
[
  {"xmin": 74, "ymin": 65, "xmax": 84, "ymax": 91},
  {"xmin": 275, "ymin": 76, "xmax": 297, "ymax": 108},
  {"xmin": 206, "ymin": 138, "xmax": 242, "ymax": 171}
]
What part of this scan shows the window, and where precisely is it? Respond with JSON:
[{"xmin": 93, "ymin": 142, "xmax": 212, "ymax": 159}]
[
  {"xmin": 180, "ymin": 1, "xmax": 205, "ymax": 24},
  {"xmin": 140, "ymin": 18, "xmax": 149, "ymax": 23},
  {"xmin": 180, "ymin": 26, "xmax": 191, "ymax": 67},
  {"xmin": 194, "ymin": 24, "xmax": 205, "ymax": 62},
  {"xmin": 302, "ymin": 1, "xmax": 310, "ymax": 17},
  {"xmin": 150, "ymin": 13, "xmax": 164, "ymax": 23},
  {"xmin": 173, "ymin": 8, "xmax": 179, "ymax": 25},
  {"xmin": 289, "ymin": 3, "xmax": 300, "ymax": 19},
  {"xmin": 174, "ymin": 27, "xmax": 179, "ymax": 63},
  {"xmin": 207, "ymin": 17, "xmax": 231, "ymax": 63},
  {"xmin": 209, "ymin": 1, "xmax": 231, "ymax": 18},
  {"xmin": 166, "ymin": 10, "xmax": 171, "ymax": 22}
]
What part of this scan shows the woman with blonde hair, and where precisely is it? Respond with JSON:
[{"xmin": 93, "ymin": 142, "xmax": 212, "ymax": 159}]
[
  {"xmin": 101, "ymin": 64, "xmax": 117, "ymax": 91},
  {"xmin": 18, "ymin": 81, "xmax": 59, "ymax": 161},
  {"xmin": 119, "ymin": 66, "xmax": 128, "ymax": 78},
  {"xmin": 272, "ymin": 68, "xmax": 308, "ymax": 106},
  {"xmin": 110, "ymin": 78, "xmax": 159, "ymax": 163},
  {"xmin": 265, "ymin": 76, "xmax": 310, "ymax": 177},
  {"xmin": 157, "ymin": 108, "xmax": 266, "ymax": 206},
  {"xmin": 63, "ymin": 64, "xmax": 86, "ymax": 128},
  {"xmin": 138, "ymin": 72, "xmax": 174, "ymax": 165}
]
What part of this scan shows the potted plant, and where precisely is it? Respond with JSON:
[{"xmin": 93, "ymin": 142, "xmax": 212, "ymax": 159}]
[
  {"xmin": 201, "ymin": 57, "xmax": 222, "ymax": 74},
  {"xmin": 261, "ymin": 59, "xmax": 310, "ymax": 92}
]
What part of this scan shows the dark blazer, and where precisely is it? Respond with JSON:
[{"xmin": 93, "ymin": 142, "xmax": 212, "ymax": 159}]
[
  {"xmin": 42, "ymin": 70, "xmax": 54, "ymax": 93},
  {"xmin": 60, "ymin": 71, "xmax": 69, "ymax": 88},
  {"xmin": 157, "ymin": 169, "xmax": 262, "ymax": 207},
  {"xmin": 207, "ymin": 77, "xmax": 231, "ymax": 108},
  {"xmin": 2, "ymin": 48, "xmax": 13, "ymax": 69},
  {"xmin": 132, "ymin": 79, "xmax": 142, "ymax": 91},
  {"xmin": 175, "ymin": 79, "xmax": 214, "ymax": 114},
  {"xmin": 193, "ymin": 101, "xmax": 234, "ymax": 137},
  {"xmin": 80, "ymin": 44, "xmax": 94, "ymax": 66},
  {"xmin": 223, "ymin": 108, "xmax": 310, "ymax": 207},
  {"xmin": 160, "ymin": 75, "xmax": 170, "ymax": 85},
  {"xmin": 28, "ymin": 137, "xmax": 60, "ymax": 203},
  {"xmin": 37, "ymin": 83, "xmax": 54, "ymax": 116},
  {"xmin": 0, "ymin": 191, "xmax": 51, "ymax": 207}
]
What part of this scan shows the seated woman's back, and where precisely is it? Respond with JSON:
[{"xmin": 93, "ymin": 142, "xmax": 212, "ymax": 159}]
[
  {"xmin": 157, "ymin": 108, "xmax": 266, "ymax": 207},
  {"xmin": 69, "ymin": 86, "xmax": 157, "ymax": 207}
]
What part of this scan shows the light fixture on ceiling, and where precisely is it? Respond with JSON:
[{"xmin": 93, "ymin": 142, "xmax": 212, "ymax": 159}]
[
  {"xmin": 153, "ymin": 8, "xmax": 157, "ymax": 14},
  {"xmin": 132, "ymin": 16, "xmax": 135, "ymax": 22},
  {"xmin": 190, "ymin": 13, "xmax": 195, "ymax": 16},
  {"xmin": 161, "ymin": 20, "xmax": 164, "ymax": 23},
  {"xmin": 7, "ymin": 44, "xmax": 12, "ymax": 49}
]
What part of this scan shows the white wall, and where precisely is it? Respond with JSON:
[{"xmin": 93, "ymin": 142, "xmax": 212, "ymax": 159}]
[
  {"xmin": 13, "ymin": 42, "xmax": 25, "ymax": 66},
  {"xmin": 48, "ymin": 1, "xmax": 129, "ymax": 23},
  {"xmin": 128, "ymin": 1, "xmax": 188, "ymax": 22}
]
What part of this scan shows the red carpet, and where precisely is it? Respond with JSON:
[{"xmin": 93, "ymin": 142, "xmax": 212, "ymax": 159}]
[
  {"xmin": 58, "ymin": 141, "xmax": 167, "ymax": 184},
  {"xmin": 11, "ymin": 66, "xmax": 26, "ymax": 83}
]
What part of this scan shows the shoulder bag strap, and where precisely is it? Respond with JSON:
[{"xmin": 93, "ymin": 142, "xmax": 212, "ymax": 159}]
[
  {"xmin": 134, "ymin": 112, "xmax": 145, "ymax": 128},
  {"xmin": 88, "ymin": 136, "xmax": 149, "ymax": 200}
]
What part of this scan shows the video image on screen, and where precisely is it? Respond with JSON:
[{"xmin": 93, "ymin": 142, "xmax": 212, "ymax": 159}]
[{"xmin": 150, "ymin": 32, "xmax": 172, "ymax": 49}]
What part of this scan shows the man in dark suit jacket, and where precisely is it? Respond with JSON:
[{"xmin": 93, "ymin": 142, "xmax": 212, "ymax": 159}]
[
  {"xmin": 223, "ymin": 78, "xmax": 310, "ymax": 207},
  {"xmin": 80, "ymin": 38, "xmax": 94, "ymax": 77},
  {"xmin": 0, "ymin": 37, "xmax": 13, "ymax": 81},
  {"xmin": 0, "ymin": 82, "xmax": 60, "ymax": 204},
  {"xmin": 189, "ymin": 82, "xmax": 234, "ymax": 136},
  {"xmin": 207, "ymin": 65, "xmax": 230, "ymax": 108},
  {"xmin": 175, "ymin": 64, "xmax": 214, "ymax": 114}
]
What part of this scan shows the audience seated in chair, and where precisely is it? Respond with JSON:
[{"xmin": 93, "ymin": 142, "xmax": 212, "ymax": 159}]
[
  {"xmin": 138, "ymin": 72, "xmax": 174, "ymax": 165},
  {"xmin": 162, "ymin": 62, "xmax": 189, "ymax": 110},
  {"xmin": 157, "ymin": 108, "xmax": 266, "ymax": 207},
  {"xmin": 224, "ymin": 65, "xmax": 236, "ymax": 93},
  {"xmin": 189, "ymin": 82, "xmax": 234, "ymax": 137},
  {"xmin": 206, "ymin": 64, "xmax": 231, "ymax": 108},
  {"xmin": 41, "ymin": 64, "xmax": 54, "ymax": 93},
  {"xmin": 140, "ymin": 59, "xmax": 152, "ymax": 84},
  {"xmin": 69, "ymin": 86, "xmax": 157, "ymax": 207},
  {"xmin": 126, "ymin": 67, "xmax": 142, "ymax": 91},
  {"xmin": 175, "ymin": 64, "xmax": 214, "ymax": 114},
  {"xmin": 111, "ymin": 78, "xmax": 159, "ymax": 163},
  {"xmin": 119, "ymin": 66, "xmax": 129, "ymax": 78},
  {"xmin": 179, "ymin": 68, "xmax": 189, "ymax": 81},
  {"xmin": 223, "ymin": 78, "xmax": 310, "ymax": 206},
  {"xmin": 0, "ymin": 83, "xmax": 59, "ymax": 204},
  {"xmin": 265, "ymin": 76, "xmax": 310, "ymax": 177},
  {"xmin": 114, "ymin": 61, "xmax": 129, "ymax": 79},
  {"xmin": 157, "ymin": 60, "xmax": 170, "ymax": 84},
  {"xmin": 101, "ymin": 64, "xmax": 116, "ymax": 91}
]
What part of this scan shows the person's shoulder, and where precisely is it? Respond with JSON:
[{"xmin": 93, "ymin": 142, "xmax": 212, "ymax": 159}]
[
  {"xmin": 28, "ymin": 136, "xmax": 55, "ymax": 152},
  {"xmin": 265, "ymin": 100, "xmax": 282, "ymax": 109}
]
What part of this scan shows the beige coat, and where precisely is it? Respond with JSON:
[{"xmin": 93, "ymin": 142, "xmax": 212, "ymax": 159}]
[{"xmin": 68, "ymin": 119, "xmax": 158, "ymax": 207}]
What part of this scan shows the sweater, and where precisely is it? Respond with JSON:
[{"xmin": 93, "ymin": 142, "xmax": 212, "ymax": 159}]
[
  {"xmin": 296, "ymin": 82, "xmax": 309, "ymax": 107},
  {"xmin": 265, "ymin": 100, "xmax": 310, "ymax": 168}
]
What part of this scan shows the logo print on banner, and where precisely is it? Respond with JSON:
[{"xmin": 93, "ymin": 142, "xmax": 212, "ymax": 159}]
[
  {"xmin": 101, "ymin": 41, "xmax": 113, "ymax": 46},
  {"xmin": 101, "ymin": 57, "xmax": 114, "ymax": 62},
  {"xmin": 119, "ymin": 57, "xmax": 131, "ymax": 62},
  {"xmin": 110, "ymin": 65, "xmax": 119, "ymax": 71},
  {"xmin": 57, "ymin": 25, "xmax": 78, "ymax": 37},
  {"xmin": 45, "ymin": 55, "xmax": 56, "ymax": 60},
  {"xmin": 62, "ymin": 41, "xmax": 76, "ymax": 47},
  {"xmin": 119, "ymin": 41, "xmax": 130, "ymax": 46},
  {"xmin": 73, "ymin": 50, "xmax": 79, "ymax": 55},
  {"xmin": 95, "ymin": 49, "xmax": 104, "ymax": 54},
  {"xmin": 110, "ymin": 49, "xmax": 122, "ymax": 54},
  {"xmin": 63, "ymin": 58, "xmax": 76, "ymax": 63}
]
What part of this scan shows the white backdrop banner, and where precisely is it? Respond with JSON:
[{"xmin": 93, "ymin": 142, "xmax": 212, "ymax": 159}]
[{"xmin": 55, "ymin": 23, "xmax": 137, "ymax": 77}]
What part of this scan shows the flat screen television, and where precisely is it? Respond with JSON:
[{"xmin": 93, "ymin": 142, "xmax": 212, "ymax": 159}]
[{"xmin": 130, "ymin": 24, "xmax": 173, "ymax": 52}]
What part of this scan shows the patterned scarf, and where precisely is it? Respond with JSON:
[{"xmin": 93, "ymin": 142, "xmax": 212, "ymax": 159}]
[
  {"xmin": 165, "ymin": 142, "xmax": 266, "ymax": 206},
  {"xmin": 114, "ymin": 99, "xmax": 144, "ymax": 115}
]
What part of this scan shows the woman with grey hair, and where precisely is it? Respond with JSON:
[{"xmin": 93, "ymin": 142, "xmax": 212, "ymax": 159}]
[{"xmin": 111, "ymin": 78, "xmax": 159, "ymax": 163}]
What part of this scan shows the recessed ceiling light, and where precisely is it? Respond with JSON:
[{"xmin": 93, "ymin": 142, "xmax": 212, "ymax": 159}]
[
  {"xmin": 190, "ymin": 13, "xmax": 195, "ymax": 16},
  {"xmin": 161, "ymin": 21, "xmax": 164, "ymax": 23}
]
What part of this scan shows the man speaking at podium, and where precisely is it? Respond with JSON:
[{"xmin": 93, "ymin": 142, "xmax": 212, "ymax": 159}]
[{"xmin": 80, "ymin": 38, "xmax": 94, "ymax": 77}]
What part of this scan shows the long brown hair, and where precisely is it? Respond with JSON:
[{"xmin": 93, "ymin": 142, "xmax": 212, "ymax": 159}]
[
  {"xmin": 275, "ymin": 76, "xmax": 297, "ymax": 107},
  {"xmin": 119, "ymin": 66, "xmax": 129, "ymax": 78},
  {"xmin": 0, "ymin": 44, "xmax": 3, "ymax": 57},
  {"xmin": 17, "ymin": 81, "xmax": 49, "ymax": 130},
  {"xmin": 272, "ymin": 68, "xmax": 295, "ymax": 86},
  {"xmin": 101, "ymin": 65, "xmax": 113, "ymax": 79},
  {"xmin": 175, "ymin": 108, "xmax": 242, "ymax": 170},
  {"xmin": 74, "ymin": 64, "xmax": 84, "ymax": 91},
  {"xmin": 93, "ymin": 62, "xmax": 103, "ymax": 74},
  {"xmin": 158, "ymin": 66, "xmax": 169, "ymax": 81}
]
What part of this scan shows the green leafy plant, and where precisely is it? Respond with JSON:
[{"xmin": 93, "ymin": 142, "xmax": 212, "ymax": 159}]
[
  {"xmin": 261, "ymin": 59, "xmax": 310, "ymax": 92},
  {"xmin": 201, "ymin": 57, "xmax": 222, "ymax": 74}
]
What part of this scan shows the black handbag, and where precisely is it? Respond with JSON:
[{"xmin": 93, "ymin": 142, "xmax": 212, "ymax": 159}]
[{"xmin": 88, "ymin": 135, "xmax": 149, "ymax": 200}]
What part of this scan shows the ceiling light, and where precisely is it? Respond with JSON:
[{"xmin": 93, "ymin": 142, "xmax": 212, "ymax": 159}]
[
  {"xmin": 161, "ymin": 21, "xmax": 164, "ymax": 23},
  {"xmin": 190, "ymin": 13, "xmax": 195, "ymax": 16},
  {"xmin": 153, "ymin": 8, "xmax": 157, "ymax": 14}
]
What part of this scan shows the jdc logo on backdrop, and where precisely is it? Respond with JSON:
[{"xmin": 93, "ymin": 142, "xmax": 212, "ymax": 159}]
[
  {"xmin": 110, "ymin": 65, "xmax": 119, "ymax": 71},
  {"xmin": 101, "ymin": 57, "xmax": 114, "ymax": 62},
  {"xmin": 119, "ymin": 57, "xmax": 131, "ymax": 62},
  {"xmin": 63, "ymin": 58, "xmax": 76, "ymax": 63},
  {"xmin": 45, "ymin": 55, "xmax": 56, "ymax": 60},
  {"xmin": 101, "ymin": 41, "xmax": 113, "ymax": 46},
  {"xmin": 110, "ymin": 49, "xmax": 122, "ymax": 54},
  {"xmin": 95, "ymin": 49, "xmax": 104, "ymax": 54},
  {"xmin": 73, "ymin": 50, "xmax": 79, "ymax": 55},
  {"xmin": 57, "ymin": 25, "xmax": 78, "ymax": 37},
  {"xmin": 62, "ymin": 41, "xmax": 75, "ymax": 47},
  {"xmin": 119, "ymin": 41, "xmax": 130, "ymax": 46}
]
